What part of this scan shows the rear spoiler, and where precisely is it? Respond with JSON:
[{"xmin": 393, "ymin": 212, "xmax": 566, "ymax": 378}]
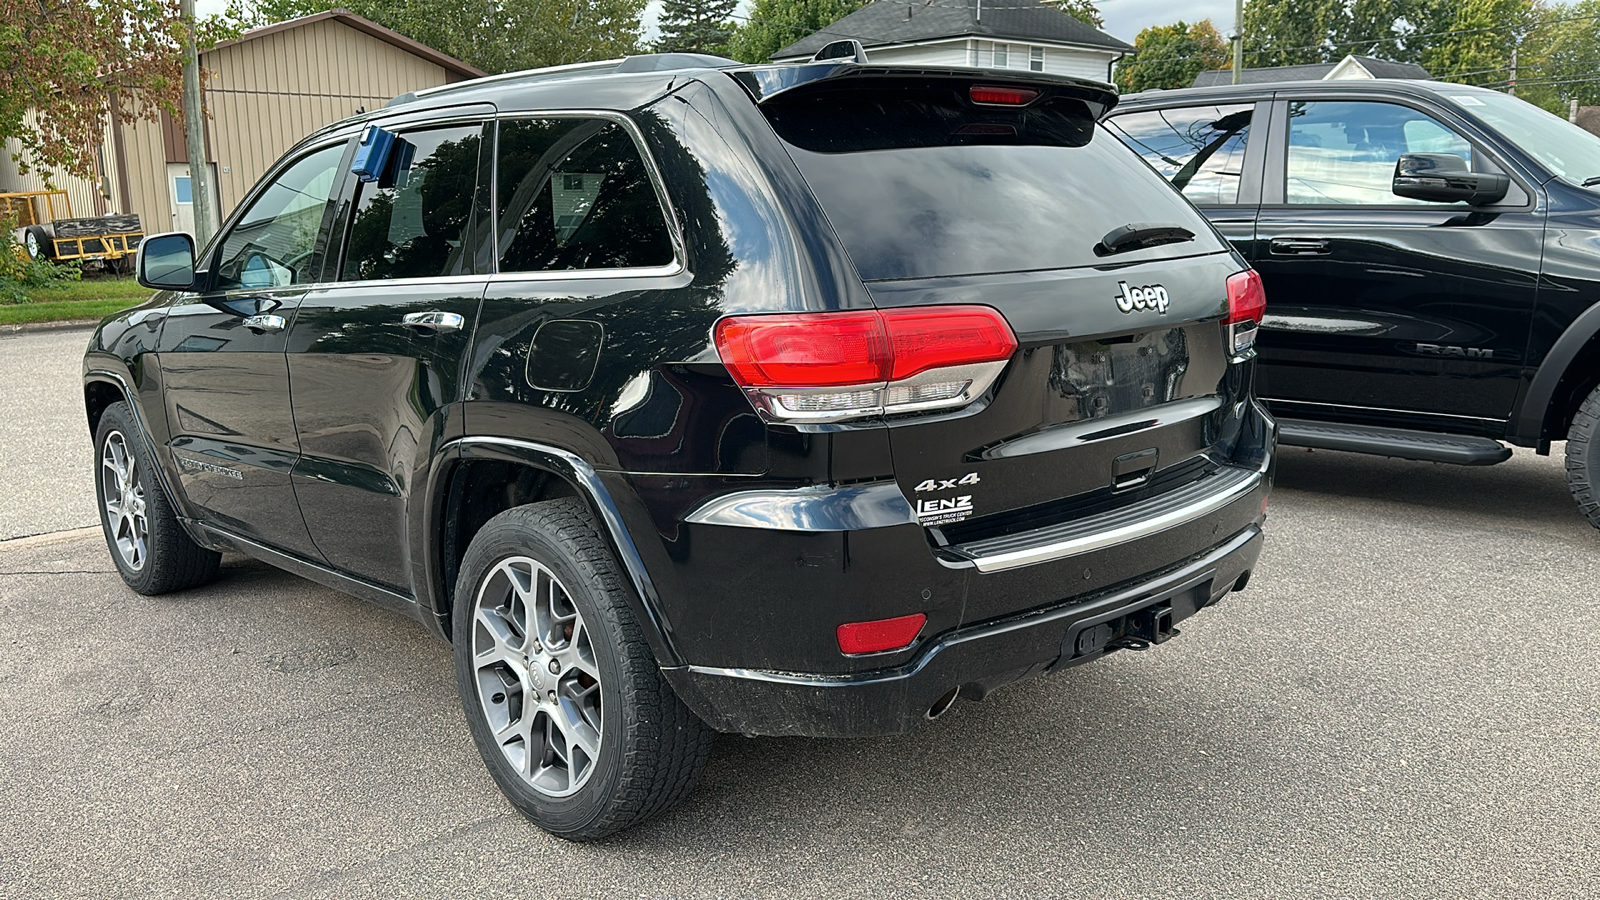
[{"xmin": 730, "ymin": 63, "xmax": 1120, "ymax": 118}]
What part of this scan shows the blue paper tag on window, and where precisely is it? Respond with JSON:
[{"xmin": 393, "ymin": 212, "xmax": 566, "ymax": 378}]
[{"xmin": 352, "ymin": 125, "xmax": 397, "ymax": 183}]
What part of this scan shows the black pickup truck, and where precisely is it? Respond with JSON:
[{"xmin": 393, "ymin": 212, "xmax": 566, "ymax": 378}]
[{"xmin": 1107, "ymin": 80, "xmax": 1600, "ymax": 526}]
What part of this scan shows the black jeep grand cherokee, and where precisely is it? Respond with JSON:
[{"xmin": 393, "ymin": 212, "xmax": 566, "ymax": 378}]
[{"xmin": 85, "ymin": 54, "xmax": 1274, "ymax": 839}]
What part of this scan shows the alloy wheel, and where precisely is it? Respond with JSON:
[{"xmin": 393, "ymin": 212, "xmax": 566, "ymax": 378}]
[
  {"xmin": 100, "ymin": 431, "xmax": 148, "ymax": 571},
  {"xmin": 470, "ymin": 556, "xmax": 603, "ymax": 798}
]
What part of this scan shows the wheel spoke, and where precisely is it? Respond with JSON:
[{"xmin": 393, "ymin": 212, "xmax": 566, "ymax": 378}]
[
  {"xmin": 470, "ymin": 555, "xmax": 603, "ymax": 799},
  {"xmin": 473, "ymin": 609, "xmax": 522, "ymax": 669}
]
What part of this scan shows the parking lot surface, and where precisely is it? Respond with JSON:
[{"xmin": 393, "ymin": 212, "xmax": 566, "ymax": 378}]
[{"xmin": 1, "ymin": 330, "xmax": 1596, "ymax": 897}]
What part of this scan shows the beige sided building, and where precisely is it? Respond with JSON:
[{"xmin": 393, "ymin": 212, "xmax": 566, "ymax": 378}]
[{"xmin": 1, "ymin": 10, "xmax": 482, "ymax": 239}]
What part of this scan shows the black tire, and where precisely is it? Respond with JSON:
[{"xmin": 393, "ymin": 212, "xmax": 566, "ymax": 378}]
[
  {"xmin": 452, "ymin": 498, "xmax": 712, "ymax": 840},
  {"xmin": 94, "ymin": 402, "xmax": 221, "ymax": 594},
  {"xmin": 1566, "ymin": 384, "xmax": 1600, "ymax": 529}
]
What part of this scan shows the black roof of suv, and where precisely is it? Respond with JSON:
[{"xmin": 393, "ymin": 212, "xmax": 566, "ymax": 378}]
[{"xmin": 87, "ymin": 54, "xmax": 1275, "ymax": 838}]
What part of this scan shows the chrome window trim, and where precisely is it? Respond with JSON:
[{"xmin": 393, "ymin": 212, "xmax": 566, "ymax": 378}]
[{"xmin": 489, "ymin": 109, "xmax": 688, "ymax": 280}]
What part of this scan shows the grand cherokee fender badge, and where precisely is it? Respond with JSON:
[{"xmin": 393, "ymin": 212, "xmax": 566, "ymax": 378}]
[{"xmin": 1115, "ymin": 281, "xmax": 1170, "ymax": 315}]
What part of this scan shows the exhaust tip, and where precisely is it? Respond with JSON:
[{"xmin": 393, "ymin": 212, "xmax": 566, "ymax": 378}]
[{"xmin": 926, "ymin": 686, "xmax": 960, "ymax": 721}]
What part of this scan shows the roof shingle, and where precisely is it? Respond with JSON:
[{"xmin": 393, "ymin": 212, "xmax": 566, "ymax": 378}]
[{"xmin": 773, "ymin": 0, "xmax": 1132, "ymax": 60}]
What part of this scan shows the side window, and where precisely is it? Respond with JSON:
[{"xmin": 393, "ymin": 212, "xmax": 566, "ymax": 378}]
[
  {"xmin": 1106, "ymin": 104, "xmax": 1254, "ymax": 205},
  {"xmin": 214, "ymin": 142, "xmax": 346, "ymax": 290},
  {"xmin": 341, "ymin": 124, "xmax": 487, "ymax": 281},
  {"xmin": 495, "ymin": 118, "xmax": 675, "ymax": 273},
  {"xmin": 1286, "ymin": 101, "xmax": 1476, "ymax": 205}
]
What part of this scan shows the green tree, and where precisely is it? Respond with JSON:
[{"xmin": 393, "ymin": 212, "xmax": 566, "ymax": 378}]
[
  {"xmin": 247, "ymin": 0, "xmax": 647, "ymax": 74},
  {"xmin": 0, "ymin": 0, "xmax": 235, "ymax": 180},
  {"xmin": 725, "ymin": 0, "xmax": 870, "ymax": 63},
  {"xmin": 1516, "ymin": 0, "xmax": 1600, "ymax": 113},
  {"xmin": 656, "ymin": 0, "xmax": 738, "ymax": 54},
  {"xmin": 1115, "ymin": 20, "xmax": 1229, "ymax": 92},
  {"xmin": 1241, "ymin": 0, "xmax": 1348, "ymax": 65},
  {"xmin": 1420, "ymin": 0, "xmax": 1534, "ymax": 80},
  {"xmin": 1047, "ymin": 1, "xmax": 1106, "ymax": 30}
]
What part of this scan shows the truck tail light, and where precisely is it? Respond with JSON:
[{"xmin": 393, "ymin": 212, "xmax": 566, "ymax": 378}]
[
  {"xmin": 714, "ymin": 306, "xmax": 1017, "ymax": 423},
  {"xmin": 837, "ymin": 613, "xmax": 926, "ymax": 655},
  {"xmin": 1225, "ymin": 269, "xmax": 1266, "ymax": 355}
]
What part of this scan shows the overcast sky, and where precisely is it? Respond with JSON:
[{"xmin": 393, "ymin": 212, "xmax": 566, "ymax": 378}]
[{"xmin": 197, "ymin": 0, "xmax": 1242, "ymax": 50}]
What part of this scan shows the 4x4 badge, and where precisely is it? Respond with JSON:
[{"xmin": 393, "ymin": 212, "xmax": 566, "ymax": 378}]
[
  {"xmin": 1115, "ymin": 281, "xmax": 1170, "ymax": 315},
  {"xmin": 914, "ymin": 473, "xmax": 981, "ymax": 492}
]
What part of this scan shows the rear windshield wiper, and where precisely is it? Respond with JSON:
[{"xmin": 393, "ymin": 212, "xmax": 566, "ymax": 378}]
[
  {"xmin": 1582, "ymin": 176, "xmax": 1600, "ymax": 187},
  {"xmin": 1095, "ymin": 222, "xmax": 1195, "ymax": 257}
]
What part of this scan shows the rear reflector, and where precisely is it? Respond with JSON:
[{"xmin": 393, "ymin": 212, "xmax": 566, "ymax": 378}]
[
  {"xmin": 714, "ymin": 306, "xmax": 1017, "ymax": 422},
  {"xmin": 970, "ymin": 85, "xmax": 1040, "ymax": 106},
  {"xmin": 1225, "ymin": 269, "xmax": 1267, "ymax": 355},
  {"xmin": 837, "ymin": 613, "xmax": 927, "ymax": 655}
]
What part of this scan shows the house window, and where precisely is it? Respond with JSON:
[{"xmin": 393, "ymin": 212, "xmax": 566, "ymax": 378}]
[
  {"xmin": 994, "ymin": 43, "xmax": 1009, "ymax": 68},
  {"xmin": 1030, "ymin": 46, "xmax": 1044, "ymax": 71}
]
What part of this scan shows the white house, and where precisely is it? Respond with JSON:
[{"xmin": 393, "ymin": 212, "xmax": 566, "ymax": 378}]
[
  {"xmin": 771, "ymin": 0, "xmax": 1132, "ymax": 83},
  {"xmin": 1192, "ymin": 55, "xmax": 1431, "ymax": 87}
]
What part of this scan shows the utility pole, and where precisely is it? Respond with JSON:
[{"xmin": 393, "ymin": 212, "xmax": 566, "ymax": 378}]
[
  {"xmin": 1232, "ymin": 0, "xmax": 1244, "ymax": 85},
  {"xmin": 1573, "ymin": 98, "xmax": 1581, "ymax": 123},
  {"xmin": 1507, "ymin": 47, "xmax": 1517, "ymax": 97},
  {"xmin": 181, "ymin": 0, "xmax": 215, "ymax": 248}
]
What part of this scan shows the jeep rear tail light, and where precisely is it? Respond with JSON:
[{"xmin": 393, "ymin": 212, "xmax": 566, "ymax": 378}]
[
  {"xmin": 1225, "ymin": 269, "xmax": 1266, "ymax": 355},
  {"xmin": 714, "ymin": 306, "xmax": 1017, "ymax": 423},
  {"xmin": 837, "ymin": 613, "xmax": 926, "ymax": 655}
]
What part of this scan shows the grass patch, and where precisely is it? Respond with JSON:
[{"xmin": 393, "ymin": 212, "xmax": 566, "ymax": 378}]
[
  {"xmin": 1, "ymin": 275, "xmax": 151, "ymax": 326},
  {"xmin": 0, "ymin": 297, "xmax": 141, "ymax": 325}
]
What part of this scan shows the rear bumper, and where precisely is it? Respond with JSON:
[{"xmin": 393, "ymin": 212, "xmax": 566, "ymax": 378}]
[{"xmin": 662, "ymin": 522, "xmax": 1263, "ymax": 737}]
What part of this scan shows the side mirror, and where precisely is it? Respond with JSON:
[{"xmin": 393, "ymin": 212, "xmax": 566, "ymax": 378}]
[
  {"xmin": 1392, "ymin": 153, "xmax": 1509, "ymax": 206},
  {"xmin": 137, "ymin": 232, "xmax": 198, "ymax": 290}
]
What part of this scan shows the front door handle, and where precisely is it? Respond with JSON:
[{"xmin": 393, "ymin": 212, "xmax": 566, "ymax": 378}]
[
  {"xmin": 242, "ymin": 314, "xmax": 286, "ymax": 334},
  {"xmin": 1270, "ymin": 238, "xmax": 1332, "ymax": 256},
  {"xmin": 402, "ymin": 311, "xmax": 465, "ymax": 334}
]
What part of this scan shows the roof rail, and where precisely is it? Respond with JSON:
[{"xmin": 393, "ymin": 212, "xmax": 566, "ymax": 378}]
[
  {"xmin": 388, "ymin": 58, "xmax": 625, "ymax": 107},
  {"xmin": 387, "ymin": 53, "xmax": 740, "ymax": 108}
]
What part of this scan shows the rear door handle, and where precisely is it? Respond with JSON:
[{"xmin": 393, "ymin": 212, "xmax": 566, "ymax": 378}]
[
  {"xmin": 242, "ymin": 314, "xmax": 286, "ymax": 334},
  {"xmin": 1270, "ymin": 238, "xmax": 1332, "ymax": 256},
  {"xmin": 402, "ymin": 311, "xmax": 465, "ymax": 334}
]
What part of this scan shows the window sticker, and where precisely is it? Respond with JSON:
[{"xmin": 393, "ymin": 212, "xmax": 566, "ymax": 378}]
[
  {"xmin": 1452, "ymin": 96, "xmax": 1486, "ymax": 107},
  {"xmin": 552, "ymin": 172, "xmax": 605, "ymax": 244}
]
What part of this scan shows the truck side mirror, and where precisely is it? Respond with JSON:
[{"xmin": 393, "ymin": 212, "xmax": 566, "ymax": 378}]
[
  {"xmin": 137, "ymin": 232, "xmax": 198, "ymax": 291},
  {"xmin": 1392, "ymin": 153, "xmax": 1510, "ymax": 206}
]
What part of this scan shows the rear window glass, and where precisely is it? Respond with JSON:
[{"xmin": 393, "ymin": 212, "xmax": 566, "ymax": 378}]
[{"xmin": 764, "ymin": 87, "xmax": 1223, "ymax": 282}]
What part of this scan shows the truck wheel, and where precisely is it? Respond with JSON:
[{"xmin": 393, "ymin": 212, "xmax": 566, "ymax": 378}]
[
  {"xmin": 452, "ymin": 498, "xmax": 712, "ymax": 840},
  {"xmin": 1567, "ymin": 384, "xmax": 1600, "ymax": 529},
  {"xmin": 94, "ymin": 402, "xmax": 221, "ymax": 594},
  {"xmin": 23, "ymin": 226, "xmax": 48, "ymax": 260}
]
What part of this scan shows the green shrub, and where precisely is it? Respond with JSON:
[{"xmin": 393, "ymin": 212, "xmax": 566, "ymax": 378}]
[{"xmin": 1, "ymin": 214, "xmax": 81, "ymax": 303}]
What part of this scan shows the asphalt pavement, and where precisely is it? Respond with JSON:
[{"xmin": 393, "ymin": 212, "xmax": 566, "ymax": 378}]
[
  {"xmin": 0, "ymin": 327, "xmax": 100, "ymax": 539},
  {"xmin": 1, "ymin": 327, "xmax": 1596, "ymax": 898}
]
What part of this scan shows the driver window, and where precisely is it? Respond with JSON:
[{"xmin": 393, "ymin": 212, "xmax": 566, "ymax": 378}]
[
  {"xmin": 214, "ymin": 142, "xmax": 346, "ymax": 290},
  {"xmin": 1286, "ymin": 101, "xmax": 1475, "ymax": 205}
]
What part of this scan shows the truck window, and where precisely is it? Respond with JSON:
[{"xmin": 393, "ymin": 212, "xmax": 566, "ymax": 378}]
[
  {"xmin": 1286, "ymin": 101, "xmax": 1475, "ymax": 205},
  {"xmin": 1106, "ymin": 104, "xmax": 1254, "ymax": 206}
]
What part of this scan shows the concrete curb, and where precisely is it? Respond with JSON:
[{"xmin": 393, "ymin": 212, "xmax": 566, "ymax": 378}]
[
  {"xmin": 0, "ymin": 319, "xmax": 100, "ymax": 336},
  {"xmin": 0, "ymin": 526, "xmax": 101, "ymax": 549}
]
